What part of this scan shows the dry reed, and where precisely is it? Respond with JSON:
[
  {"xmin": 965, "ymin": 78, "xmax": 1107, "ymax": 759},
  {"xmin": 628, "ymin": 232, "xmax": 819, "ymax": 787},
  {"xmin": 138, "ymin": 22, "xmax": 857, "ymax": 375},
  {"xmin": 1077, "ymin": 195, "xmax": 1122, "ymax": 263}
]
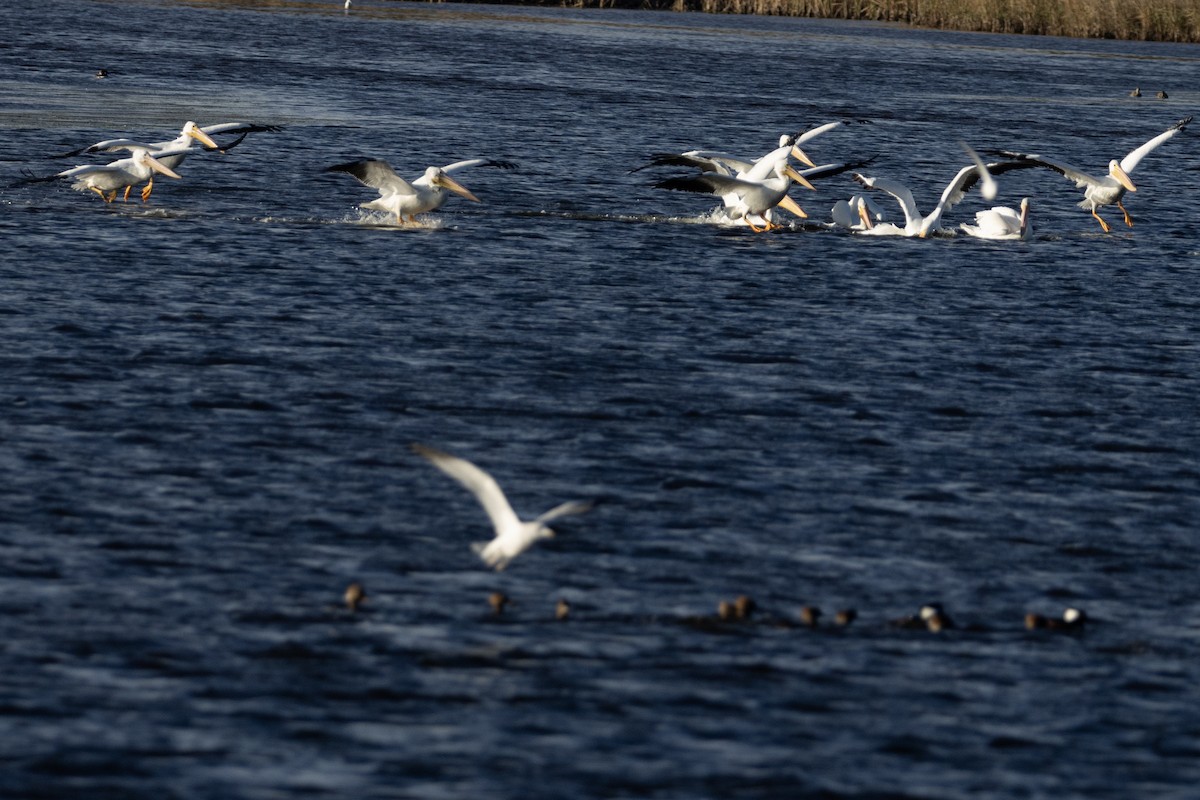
[{"xmin": 514, "ymin": 0, "xmax": 1200, "ymax": 42}]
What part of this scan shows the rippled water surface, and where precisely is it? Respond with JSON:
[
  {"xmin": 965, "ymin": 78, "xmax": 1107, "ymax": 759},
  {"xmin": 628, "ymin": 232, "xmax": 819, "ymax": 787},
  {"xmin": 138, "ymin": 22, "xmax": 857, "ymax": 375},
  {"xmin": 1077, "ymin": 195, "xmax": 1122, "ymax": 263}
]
[{"xmin": 3, "ymin": 1, "xmax": 1200, "ymax": 797}]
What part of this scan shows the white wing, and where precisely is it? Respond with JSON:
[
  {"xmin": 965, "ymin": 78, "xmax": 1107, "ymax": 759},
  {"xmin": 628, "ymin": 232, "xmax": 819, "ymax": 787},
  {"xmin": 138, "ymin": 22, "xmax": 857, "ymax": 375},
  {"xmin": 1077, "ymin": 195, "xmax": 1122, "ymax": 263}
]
[
  {"xmin": 440, "ymin": 158, "xmax": 517, "ymax": 173},
  {"xmin": 793, "ymin": 120, "xmax": 844, "ymax": 146},
  {"xmin": 199, "ymin": 122, "xmax": 283, "ymax": 137},
  {"xmin": 411, "ymin": 444, "xmax": 521, "ymax": 536},
  {"xmin": 960, "ymin": 142, "xmax": 997, "ymax": 201},
  {"xmin": 1119, "ymin": 116, "xmax": 1192, "ymax": 174},
  {"xmin": 535, "ymin": 499, "xmax": 594, "ymax": 525}
]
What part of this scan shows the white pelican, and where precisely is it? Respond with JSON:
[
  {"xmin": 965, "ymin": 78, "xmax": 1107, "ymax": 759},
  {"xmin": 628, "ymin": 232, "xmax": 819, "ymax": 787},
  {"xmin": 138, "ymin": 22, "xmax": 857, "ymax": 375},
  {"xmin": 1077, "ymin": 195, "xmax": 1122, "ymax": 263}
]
[
  {"xmin": 960, "ymin": 198, "xmax": 1032, "ymax": 240},
  {"xmin": 830, "ymin": 194, "xmax": 886, "ymax": 231},
  {"xmin": 16, "ymin": 149, "xmax": 183, "ymax": 203},
  {"xmin": 325, "ymin": 157, "xmax": 516, "ymax": 224},
  {"xmin": 57, "ymin": 121, "xmax": 280, "ymax": 200},
  {"xmin": 59, "ymin": 121, "xmax": 282, "ymax": 163},
  {"xmin": 632, "ymin": 120, "xmax": 865, "ymax": 176},
  {"xmin": 410, "ymin": 444, "xmax": 593, "ymax": 571},
  {"xmin": 990, "ymin": 115, "xmax": 1191, "ymax": 232},
  {"xmin": 654, "ymin": 144, "xmax": 815, "ymax": 232},
  {"xmin": 851, "ymin": 158, "xmax": 1038, "ymax": 237}
]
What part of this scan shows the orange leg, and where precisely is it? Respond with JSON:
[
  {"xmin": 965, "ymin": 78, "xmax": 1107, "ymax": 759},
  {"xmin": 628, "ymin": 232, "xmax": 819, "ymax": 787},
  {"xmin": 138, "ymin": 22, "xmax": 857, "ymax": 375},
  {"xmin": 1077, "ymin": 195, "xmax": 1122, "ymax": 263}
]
[
  {"xmin": 88, "ymin": 186, "xmax": 110, "ymax": 202},
  {"xmin": 1117, "ymin": 200, "xmax": 1133, "ymax": 227},
  {"xmin": 123, "ymin": 185, "xmax": 132, "ymax": 202},
  {"xmin": 141, "ymin": 178, "xmax": 154, "ymax": 203},
  {"xmin": 1091, "ymin": 207, "xmax": 1112, "ymax": 233}
]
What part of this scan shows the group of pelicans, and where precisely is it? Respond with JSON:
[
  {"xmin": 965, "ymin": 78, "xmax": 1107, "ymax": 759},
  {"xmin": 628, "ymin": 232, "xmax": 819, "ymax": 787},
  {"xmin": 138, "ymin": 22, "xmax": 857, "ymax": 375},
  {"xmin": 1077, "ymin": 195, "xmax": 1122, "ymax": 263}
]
[
  {"xmin": 334, "ymin": 442, "xmax": 1089, "ymax": 638},
  {"xmin": 12, "ymin": 114, "xmax": 1193, "ymax": 239},
  {"xmin": 14, "ymin": 122, "xmax": 1113, "ymax": 634},
  {"xmin": 635, "ymin": 115, "xmax": 1191, "ymax": 238}
]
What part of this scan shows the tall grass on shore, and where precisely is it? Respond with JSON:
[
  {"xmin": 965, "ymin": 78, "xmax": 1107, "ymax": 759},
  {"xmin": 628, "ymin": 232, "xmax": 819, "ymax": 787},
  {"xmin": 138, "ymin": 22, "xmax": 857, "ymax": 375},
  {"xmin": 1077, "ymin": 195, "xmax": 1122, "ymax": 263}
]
[{"xmin": 543, "ymin": 0, "xmax": 1200, "ymax": 42}]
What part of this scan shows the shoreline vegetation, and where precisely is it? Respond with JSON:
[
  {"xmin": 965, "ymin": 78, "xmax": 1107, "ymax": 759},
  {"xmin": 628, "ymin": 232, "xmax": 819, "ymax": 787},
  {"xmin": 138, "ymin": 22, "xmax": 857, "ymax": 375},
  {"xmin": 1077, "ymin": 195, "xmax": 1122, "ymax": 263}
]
[{"xmin": 438, "ymin": 0, "xmax": 1200, "ymax": 42}]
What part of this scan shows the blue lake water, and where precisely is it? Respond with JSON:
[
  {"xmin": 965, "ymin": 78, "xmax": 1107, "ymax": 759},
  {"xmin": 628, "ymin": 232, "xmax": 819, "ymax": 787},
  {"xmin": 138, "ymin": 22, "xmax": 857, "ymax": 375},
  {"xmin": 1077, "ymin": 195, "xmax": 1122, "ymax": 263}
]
[{"xmin": 3, "ymin": 1, "xmax": 1200, "ymax": 797}]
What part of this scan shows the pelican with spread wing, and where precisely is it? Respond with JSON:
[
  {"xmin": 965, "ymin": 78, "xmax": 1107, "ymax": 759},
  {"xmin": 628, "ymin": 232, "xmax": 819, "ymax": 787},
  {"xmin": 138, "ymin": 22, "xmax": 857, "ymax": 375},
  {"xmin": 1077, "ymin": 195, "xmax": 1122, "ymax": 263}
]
[
  {"xmin": 14, "ymin": 148, "xmax": 183, "ymax": 203},
  {"xmin": 852, "ymin": 158, "xmax": 1039, "ymax": 237},
  {"xmin": 55, "ymin": 121, "xmax": 282, "ymax": 200},
  {"xmin": 325, "ymin": 157, "xmax": 516, "ymax": 224},
  {"xmin": 990, "ymin": 116, "xmax": 1191, "ymax": 232},
  {"xmin": 411, "ymin": 444, "xmax": 593, "ymax": 571},
  {"xmin": 654, "ymin": 144, "xmax": 815, "ymax": 231}
]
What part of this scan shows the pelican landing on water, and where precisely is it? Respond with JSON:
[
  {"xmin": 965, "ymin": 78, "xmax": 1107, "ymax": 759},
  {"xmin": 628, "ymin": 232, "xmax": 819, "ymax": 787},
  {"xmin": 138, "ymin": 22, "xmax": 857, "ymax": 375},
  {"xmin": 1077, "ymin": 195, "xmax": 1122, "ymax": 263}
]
[
  {"xmin": 54, "ymin": 121, "xmax": 282, "ymax": 201},
  {"xmin": 325, "ymin": 158, "xmax": 516, "ymax": 224},
  {"xmin": 13, "ymin": 148, "xmax": 183, "ymax": 203},
  {"xmin": 989, "ymin": 116, "xmax": 1191, "ymax": 232}
]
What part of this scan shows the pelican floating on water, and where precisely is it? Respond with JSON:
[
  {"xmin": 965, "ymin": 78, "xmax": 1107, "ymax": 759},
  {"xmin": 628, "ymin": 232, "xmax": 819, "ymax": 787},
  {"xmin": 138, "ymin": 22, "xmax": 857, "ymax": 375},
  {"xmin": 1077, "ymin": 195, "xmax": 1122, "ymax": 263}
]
[
  {"xmin": 410, "ymin": 444, "xmax": 593, "ymax": 571},
  {"xmin": 325, "ymin": 157, "xmax": 515, "ymax": 224},
  {"xmin": 851, "ymin": 158, "xmax": 1038, "ymax": 237},
  {"xmin": 990, "ymin": 115, "xmax": 1191, "ymax": 232},
  {"xmin": 830, "ymin": 194, "xmax": 886, "ymax": 231},
  {"xmin": 960, "ymin": 198, "xmax": 1032, "ymax": 240},
  {"xmin": 15, "ymin": 148, "xmax": 183, "ymax": 203}
]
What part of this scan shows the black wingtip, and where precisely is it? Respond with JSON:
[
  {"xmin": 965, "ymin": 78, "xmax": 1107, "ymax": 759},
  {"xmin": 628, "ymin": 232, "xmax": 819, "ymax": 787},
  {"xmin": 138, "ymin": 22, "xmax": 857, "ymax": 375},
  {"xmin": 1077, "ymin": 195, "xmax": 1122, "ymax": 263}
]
[
  {"xmin": 652, "ymin": 176, "xmax": 705, "ymax": 193},
  {"xmin": 9, "ymin": 168, "xmax": 58, "ymax": 188}
]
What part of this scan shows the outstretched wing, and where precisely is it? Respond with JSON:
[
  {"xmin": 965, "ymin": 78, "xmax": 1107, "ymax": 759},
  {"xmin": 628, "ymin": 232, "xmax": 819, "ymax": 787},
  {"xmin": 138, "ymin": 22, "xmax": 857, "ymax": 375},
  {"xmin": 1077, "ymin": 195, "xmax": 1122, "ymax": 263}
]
[
  {"xmin": 440, "ymin": 158, "xmax": 518, "ymax": 173},
  {"xmin": 411, "ymin": 444, "xmax": 521, "ymax": 537},
  {"xmin": 53, "ymin": 138, "xmax": 152, "ymax": 158},
  {"xmin": 325, "ymin": 159, "xmax": 416, "ymax": 196},
  {"xmin": 799, "ymin": 156, "xmax": 877, "ymax": 183},
  {"xmin": 199, "ymin": 122, "xmax": 284, "ymax": 137},
  {"xmin": 1119, "ymin": 115, "xmax": 1191, "ymax": 174},
  {"xmin": 535, "ymin": 499, "xmax": 594, "ymax": 525},
  {"xmin": 630, "ymin": 151, "xmax": 752, "ymax": 176},
  {"xmin": 654, "ymin": 173, "xmax": 757, "ymax": 197},
  {"xmin": 987, "ymin": 149, "xmax": 1103, "ymax": 190}
]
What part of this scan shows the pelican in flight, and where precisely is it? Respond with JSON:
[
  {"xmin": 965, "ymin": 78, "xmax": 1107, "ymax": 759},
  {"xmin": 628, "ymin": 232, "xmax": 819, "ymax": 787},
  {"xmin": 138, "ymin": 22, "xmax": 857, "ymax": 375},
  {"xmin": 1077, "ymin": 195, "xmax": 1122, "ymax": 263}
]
[
  {"xmin": 851, "ymin": 156, "xmax": 1038, "ymax": 237},
  {"xmin": 960, "ymin": 198, "xmax": 1032, "ymax": 240},
  {"xmin": 325, "ymin": 158, "xmax": 515, "ymax": 224},
  {"xmin": 58, "ymin": 121, "xmax": 282, "ymax": 164},
  {"xmin": 990, "ymin": 116, "xmax": 1191, "ymax": 232},
  {"xmin": 56, "ymin": 121, "xmax": 281, "ymax": 200},
  {"xmin": 654, "ymin": 145, "xmax": 815, "ymax": 231},
  {"xmin": 15, "ymin": 148, "xmax": 183, "ymax": 203},
  {"xmin": 411, "ymin": 444, "xmax": 593, "ymax": 571},
  {"xmin": 631, "ymin": 120, "xmax": 874, "ymax": 180}
]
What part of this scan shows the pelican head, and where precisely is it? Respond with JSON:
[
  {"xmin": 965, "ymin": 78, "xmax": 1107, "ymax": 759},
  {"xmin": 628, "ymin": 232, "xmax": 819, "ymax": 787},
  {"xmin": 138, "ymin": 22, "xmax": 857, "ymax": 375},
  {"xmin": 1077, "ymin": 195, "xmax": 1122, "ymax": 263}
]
[
  {"xmin": 1109, "ymin": 160, "xmax": 1137, "ymax": 192},
  {"xmin": 181, "ymin": 121, "xmax": 220, "ymax": 150},
  {"xmin": 429, "ymin": 168, "xmax": 480, "ymax": 202},
  {"xmin": 134, "ymin": 150, "xmax": 182, "ymax": 179},
  {"xmin": 856, "ymin": 198, "xmax": 874, "ymax": 230}
]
